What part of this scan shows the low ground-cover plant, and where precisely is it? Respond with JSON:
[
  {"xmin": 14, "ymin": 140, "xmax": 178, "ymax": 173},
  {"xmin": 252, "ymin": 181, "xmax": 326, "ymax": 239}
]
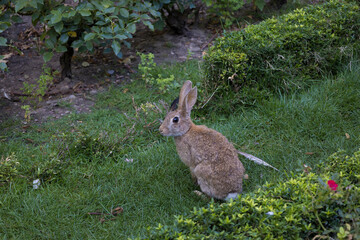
[
  {"xmin": 20, "ymin": 65, "xmax": 59, "ymax": 122},
  {"xmin": 141, "ymin": 149, "xmax": 360, "ymax": 239},
  {"xmin": 203, "ymin": 0, "xmax": 360, "ymax": 113},
  {"xmin": 137, "ymin": 52, "xmax": 177, "ymax": 93},
  {"xmin": 0, "ymin": 154, "xmax": 20, "ymax": 185}
]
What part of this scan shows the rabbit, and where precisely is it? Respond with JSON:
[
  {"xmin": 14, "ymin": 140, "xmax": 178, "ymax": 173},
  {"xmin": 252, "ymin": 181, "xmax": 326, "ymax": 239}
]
[{"xmin": 159, "ymin": 80, "xmax": 246, "ymax": 201}]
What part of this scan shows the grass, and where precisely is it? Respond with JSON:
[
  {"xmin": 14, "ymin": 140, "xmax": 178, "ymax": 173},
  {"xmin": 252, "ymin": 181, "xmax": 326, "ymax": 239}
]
[{"xmin": 0, "ymin": 59, "xmax": 359, "ymax": 239}]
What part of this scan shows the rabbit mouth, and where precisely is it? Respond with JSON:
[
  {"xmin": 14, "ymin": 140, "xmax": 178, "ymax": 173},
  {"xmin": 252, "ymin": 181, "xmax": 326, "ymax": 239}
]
[
  {"xmin": 159, "ymin": 129, "xmax": 183, "ymax": 137},
  {"xmin": 159, "ymin": 128, "xmax": 171, "ymax": 136},
  {"xmin": 159, "ymin": 131, "xmax": 170, "ymax": 136}
]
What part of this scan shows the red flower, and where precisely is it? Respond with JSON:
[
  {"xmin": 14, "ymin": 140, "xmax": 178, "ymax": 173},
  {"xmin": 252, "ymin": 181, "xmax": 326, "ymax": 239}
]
[{"xmin": 327, "ymin": 180, "xmax": 338, "ymax": 191}]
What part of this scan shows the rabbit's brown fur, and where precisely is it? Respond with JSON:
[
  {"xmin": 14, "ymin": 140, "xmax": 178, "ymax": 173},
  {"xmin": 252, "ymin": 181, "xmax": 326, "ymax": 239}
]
[{"xmin": 159, "ymin": 81, "xmax": 245, "ymax": 200}]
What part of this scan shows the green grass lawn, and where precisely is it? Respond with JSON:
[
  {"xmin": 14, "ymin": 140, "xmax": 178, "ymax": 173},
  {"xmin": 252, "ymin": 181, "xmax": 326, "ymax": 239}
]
[{"xmin": 0, "ymin": 60, "xmax": 359, "ymax": 239}]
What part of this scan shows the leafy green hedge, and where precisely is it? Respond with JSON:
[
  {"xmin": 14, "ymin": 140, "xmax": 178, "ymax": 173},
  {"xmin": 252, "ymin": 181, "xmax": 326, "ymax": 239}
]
[
  {"xmin": 203, "ymin": 0, "xmax": 360, "ymax": 111},
  {"xmin": 140, "ymin": 149, "xmax": 360, "ymax": 239}
]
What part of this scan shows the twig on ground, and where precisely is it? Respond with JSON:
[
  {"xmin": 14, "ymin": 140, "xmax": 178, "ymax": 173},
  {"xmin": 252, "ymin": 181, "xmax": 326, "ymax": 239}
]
[
  {"xmin": 237, "ymin": 151, "xmax": 279, "ymax": 171},
  {"xmin": 201, "ymin": 34, "xmax": 219, "ymax": 50},
  {"xmin": 200, "ymin": 87, "xmax": 218, "ymax": 109},
  {"xmin": 88, "ymin": 206, "xmax": 123, "ymax": 223}
]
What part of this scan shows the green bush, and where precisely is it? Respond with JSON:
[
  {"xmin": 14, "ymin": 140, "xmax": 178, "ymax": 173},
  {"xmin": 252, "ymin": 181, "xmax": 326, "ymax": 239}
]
[
  {"xmin": 203, "ymin": 0, "xmax": 360, "ymax": 111},
  {"xmin": 1, "ymin": 0, "xmax": 159, "ymax": 78},
  {"xmin": 141, "ymin": 149, "xmax": 360, "ymax": 239}
]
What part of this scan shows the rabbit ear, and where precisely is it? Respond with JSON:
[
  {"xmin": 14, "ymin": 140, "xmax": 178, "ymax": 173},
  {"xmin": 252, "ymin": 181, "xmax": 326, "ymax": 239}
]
[
  {"xmin": 179, "ymin": 81, "xmax": 193, "ymax": 109},
  {"xmin": 182, "ymin": 87, "xmax": 197, "ymax": 115}
]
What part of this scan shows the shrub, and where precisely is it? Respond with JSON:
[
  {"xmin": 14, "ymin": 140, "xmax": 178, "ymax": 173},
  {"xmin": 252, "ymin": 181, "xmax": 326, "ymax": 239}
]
[
  {"xmin": 203, "ymin": 0, "xmax": 360, "ymax": 111},
  {"xmin": 140, "ymin": 149, "xmax": 360, "ymax": 239}
]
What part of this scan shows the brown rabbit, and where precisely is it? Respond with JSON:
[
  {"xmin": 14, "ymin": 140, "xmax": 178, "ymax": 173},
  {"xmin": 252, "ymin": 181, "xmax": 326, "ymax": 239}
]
[{"xmin": 159, "ymin": 81, "xmax": 246, "ymax": 200}]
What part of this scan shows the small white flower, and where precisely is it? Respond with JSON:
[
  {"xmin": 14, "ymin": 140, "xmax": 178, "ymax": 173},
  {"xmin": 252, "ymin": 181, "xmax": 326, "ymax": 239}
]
[
  {"xmin": 125, "ymin": 158, "xmax": 133, "ymax": 163},
  {"xmin": 33, "ymin": 179, "xmax": 40, "ymax": 189},
  {"xmin": 266, "ymin": 211, "xmax": 274, "ymax": 216}
]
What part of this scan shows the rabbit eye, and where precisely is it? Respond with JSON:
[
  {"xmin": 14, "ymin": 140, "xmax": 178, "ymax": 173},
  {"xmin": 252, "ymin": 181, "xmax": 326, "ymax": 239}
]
[{"xmin": 172, "ymin": 117, "xmax": 179, "ymax": 123}]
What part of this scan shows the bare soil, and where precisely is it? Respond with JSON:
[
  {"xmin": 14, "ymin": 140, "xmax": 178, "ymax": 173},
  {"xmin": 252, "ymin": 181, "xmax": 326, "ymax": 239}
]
[{"xmin": 0, "ymin": 16, "xmax": 215, "ymax": 124}]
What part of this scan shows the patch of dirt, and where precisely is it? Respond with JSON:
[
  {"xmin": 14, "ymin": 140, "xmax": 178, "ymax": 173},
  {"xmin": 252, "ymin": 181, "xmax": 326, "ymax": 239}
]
[{"xmin": 0, "ymin": 16, "xmax": 215, "ymax": 124}]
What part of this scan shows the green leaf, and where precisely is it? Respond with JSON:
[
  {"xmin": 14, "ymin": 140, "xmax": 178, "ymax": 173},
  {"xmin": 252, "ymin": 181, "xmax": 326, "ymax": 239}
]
[
  {"xmin": 126, "ymin": 23, "xmax": 136, "ymax": 34},
  {"xmin": 104, "ymin": 7, "xmax": 116, "ymax": 14},
  {"xmin": 92, "ymin": 26, "xmax": 100, "ymax": 33},
  {"xmin": 115, "ymin": 34, "xmax": 127, "ymax": 40},
  {"xmin": 59, "ymin": 34, "xmax": 69, "ymax": 44},
  {"xmin": 56, "ymin": 45, "xmax": 67, "ymax": 53},
  {"xmin": 11, "ymin": 15, "xmax": 23, "ymax": 23},
  {"xmin": 0, "ymin": 62, "xmax": 7, "ymax": 71},
  {"xmin": 29, "ymin": 0, "xmax": 38, "ymax": 8},
  {"xmin": 100, "ymin": 33, "xmax": 113, "ymax": 39},
  {"xmin": 142, "ymin": 21, "xmax": 154, "ymax": 31},
  {"xmin": 15, "ymin": 0, "xmax": 29, "ymax": 12},
  {"xmin": 45, "ymin": 39, "xmax": 55, "ymax": 49},
  {"xmin": 154, "ymin": 20, "xmax": 165, "ymax": 30},
  {"xmin": 0, "ymin": 22, "xmax": 11, "ymax": 33},
  {"xmin": 91, "ymin": 1, "xmax": 105, "ymax": 11},
  {"xmin": 79, "ymin": 9, "xmax": 91, "ymax": 17},
  {"xmin": 47, "ymin": 29, "xmax": 58, "ymax": 43},
  {"xmin": 50, "ymin": 10, "xmax": 62, "ymax": 24},
  {"xmin": 149, "ymin": 9, "xmax": 160, "ymax": 17},
  {"xmin": 86, "ymin": 41, "xmax": 93, "ymax": 51},
  {"xmin": 101, "ymin": 0, "xmax": 113, "ymax": 9},
  {"xmin": 71, "ymin": 40, "xmax": 83, "ymax": 49},
  {"xmin": 123, "ymin": 40, "xmax": 131, "ymax": 49},
  {"xmin": 43, "ymin": 52, "xmax": 54, "ymax": 62},
  {"xmin": 119, "ymin": 8, "xmax": 129, "ymax": 18},
  {"xmin": 116, "ymin": 51, "xmax": 122, "ymax": 58},
  {"xmin": 84, "ymin": 32, "xmax": 96, "ymax": 41},
  {"xmin": 255, "ymin": 0, "xmax": 266, "ymax": 11},
  {"xmin": 96, "ymin": 21, "xmax": 107, "ymax": 26},
  {"xmin": 31, "ymin": 11, "xmax": 41, "ymax": 25},
  {"xmin": 63, "ymin": 10, "xmax": 76, "ymax": 18},
  {"xmin": 0, "ymin": 37, "xmax": 7, "ymax": 46},
  {"xmin": 54, "ymin": 22, "xmax": 64, "ymax": 34},
  {"xmin": 140, "ymin": 14, "xmax": 151, "ymax": 20},
  {"xmin": 111, "ymin": 40, "xmax": 121, "ymax": 56}
]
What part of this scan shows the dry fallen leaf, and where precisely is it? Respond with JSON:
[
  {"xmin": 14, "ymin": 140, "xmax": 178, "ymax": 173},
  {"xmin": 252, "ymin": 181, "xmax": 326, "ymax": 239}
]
[
  {"xmin": 22, "ymin": 44, "xmax": 31, "ymax": 50},
  {"xmin": 228, "ymin": 73, "xmax": 237, "ymax": 81},
  {"xmin": 68, "ymin": 31, "xmax": 77, "ymax": 38},
  {"xmin": 111, "ymin": 207, "xmax": 123, "ymax": 216},
  {"xmin": 0, "ymin": 53, "xmax": 13, "ymax": 64},
  {"xmin": 303, "ymin": 164, "xmax": 312, "ymax": 175},
  {"xmin": 81, "ymin": 61, "xmax": 90, "ymax": 67},
  {"xmin": 193, "ymin": 190, "xmax": 204, "ymax": 197},
  {"xmin": 345, "ymin": 133, "xmax": 350, "ymax": 139},
  {"xmin": 305, "ymin": 152, "xmax": 315, "ymax": 155}
]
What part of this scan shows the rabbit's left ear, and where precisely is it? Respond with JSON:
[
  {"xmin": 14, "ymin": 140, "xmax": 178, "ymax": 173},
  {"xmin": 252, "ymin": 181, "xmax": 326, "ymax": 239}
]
[{"xmin": 182, "ymin": 87, "xmax": 197, "ymax": 116}]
